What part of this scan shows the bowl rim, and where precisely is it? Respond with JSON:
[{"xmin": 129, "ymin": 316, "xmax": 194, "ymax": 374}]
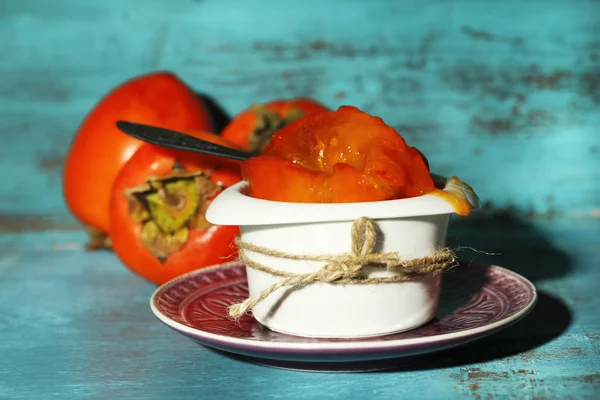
[{"xmin": 206, "ymin": 174, "xmax": 479, "ymax": 226}]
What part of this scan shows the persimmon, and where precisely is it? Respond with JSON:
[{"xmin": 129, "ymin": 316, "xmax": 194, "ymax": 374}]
[
  {"xmin": 109, "ymin": 133, "xmax": 242, "ymax": 285},
  {"xmin": 221, "ymin": 98, "xmax": 329, "ymax": 154},
  {"xmin": 242, "ymin": 106, "xmax": 435, "ymax": 203},
  {"xmin": 63, "ymin": 71, "xmax": 214, "ymax": 248}
]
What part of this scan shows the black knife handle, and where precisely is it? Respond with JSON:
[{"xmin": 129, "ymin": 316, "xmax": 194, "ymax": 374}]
[{"xmin": 116, "ymin": 121, "xmax": 253, "ymax": 161}]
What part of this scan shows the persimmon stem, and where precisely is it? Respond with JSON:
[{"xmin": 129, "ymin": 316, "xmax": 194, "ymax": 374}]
[{"xmin": 84, "ymin": 226, "xmax": 112, "ymax": 251}]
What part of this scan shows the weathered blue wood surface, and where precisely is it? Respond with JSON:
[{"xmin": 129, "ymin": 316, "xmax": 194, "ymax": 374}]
[
  {"xmin": 1, "ymin": 0, "xmax": 599, "ymax": 399},
  {"xmin": 0, "ymin": 221, "xmax": 599, "ymax": 399}
]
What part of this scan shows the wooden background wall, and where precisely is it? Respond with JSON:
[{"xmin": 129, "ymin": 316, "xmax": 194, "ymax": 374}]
[{"xmin": 1, "ymin": 0, "xmax": 599, "ymax": 230}]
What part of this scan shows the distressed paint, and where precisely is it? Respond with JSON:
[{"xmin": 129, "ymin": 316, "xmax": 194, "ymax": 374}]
[
  {"xmin": 0, "ymin": 0, "xmax": 599, "ymax": 223},
  {"xmin": 1, "ymin": 0, "xmax": 600, "ymax": 398},
  {"xmin": 0, "ymin": 213, "xmax": 79, "ymax": 233}
]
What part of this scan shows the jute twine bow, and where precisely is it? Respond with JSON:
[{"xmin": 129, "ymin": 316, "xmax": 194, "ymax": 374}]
[{"xmin": 228, "ymin": 217, "xmax": 457, "ymax": 319}]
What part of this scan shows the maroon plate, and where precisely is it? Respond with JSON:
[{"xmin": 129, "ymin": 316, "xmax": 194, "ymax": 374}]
[{"xmin": 151, "ymin": 262, "xmax": 536, "ymax": 371}]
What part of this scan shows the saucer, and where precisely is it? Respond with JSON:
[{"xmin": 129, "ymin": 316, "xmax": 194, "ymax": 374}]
[{"xmin": 150, "ymin": 261, "xmax": 537, "ymax": 371}]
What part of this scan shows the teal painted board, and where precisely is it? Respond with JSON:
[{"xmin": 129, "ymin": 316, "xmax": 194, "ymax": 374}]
[
  {"xmin": 0, "ymin": 220, "xmax": 599, "ymax": 399},
  {"xmin": 0, "ymin": 0, "xmax": 599, "ymax": 225}
]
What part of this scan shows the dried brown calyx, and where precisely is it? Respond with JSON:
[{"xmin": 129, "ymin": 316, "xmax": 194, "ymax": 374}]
[
  {"xmin": 84, "ymin": 226, "xmax": 112, "ymax": 251},
  {"xmin": 247, "ymin": 104, "xmax": 305, "ymax": 154},
  {"xmin": 125, "ymin": 163, "xmax": 221, "ymax": 262}
]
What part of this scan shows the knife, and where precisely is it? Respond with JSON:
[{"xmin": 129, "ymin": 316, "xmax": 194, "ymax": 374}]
[{"xmin": 115, "ymin": 121, "xmax": 253, "ymax": 161}]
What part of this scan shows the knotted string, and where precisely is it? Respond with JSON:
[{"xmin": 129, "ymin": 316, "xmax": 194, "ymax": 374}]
[{"xmin": 228, "ymin": 217, "xmax": 456, "ymax": 319}]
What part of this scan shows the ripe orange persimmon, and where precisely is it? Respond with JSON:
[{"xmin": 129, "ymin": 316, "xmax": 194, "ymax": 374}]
[
  {"xmin": 63, "ymin": 71, "xmax": 214, "ymax": 248},
  {"xmin": 221, "ymin": 98, "xmax": 329, "ymax": 154},
  {"xmin": 242, "ymin": 106, "xmax": 435, "ymax": 203},
  {"xmin": 109, "ymin": 132, "xmax": 242, "ymax": 285}
]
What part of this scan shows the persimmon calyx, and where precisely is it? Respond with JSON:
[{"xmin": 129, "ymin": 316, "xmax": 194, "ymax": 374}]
[
  {"xmin": 83, "ymin": 226, "xmax": 112, "ymax": 251},
  {"xmin": 124, "ymin": 168, "xmax": 221, "ymax": 262},
  {"xmin": 140, "ymin": 221, "xmax": 189, "ymax": 263},
  {"xmin": 247, "ymin": 104, "xmax": 305, "ymax": 154}
]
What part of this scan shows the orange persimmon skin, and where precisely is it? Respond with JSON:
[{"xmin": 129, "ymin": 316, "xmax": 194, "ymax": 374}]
[
  {"xmin": 220, "ymin": 98, "xmax": 329, "ymax": 151},
  {"xmin": 109, "ymin": 133, "xmax": 242, "ymax": 285},
  {"xmin": 63, "ymin": 71, "xmax": 214, "ymax": 235},
  {"xmin": 241, "ymin": 106, "xmax": 435, "ymax": 203}
]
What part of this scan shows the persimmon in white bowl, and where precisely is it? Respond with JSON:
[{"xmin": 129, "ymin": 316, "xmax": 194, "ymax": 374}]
[{"xmin": 206, "ymin": 106, "xmax": 479, "ymax": 339}]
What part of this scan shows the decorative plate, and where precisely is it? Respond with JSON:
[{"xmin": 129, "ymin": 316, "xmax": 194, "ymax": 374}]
[{"xmin": 150, "ymin": 262, "xmax": 537, "ymax": 372}]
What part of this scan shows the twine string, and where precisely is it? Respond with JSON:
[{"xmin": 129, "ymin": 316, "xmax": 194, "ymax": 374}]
[{"xmin": 228, "ymin": 217, "xmax": 456, "ymax": 319}]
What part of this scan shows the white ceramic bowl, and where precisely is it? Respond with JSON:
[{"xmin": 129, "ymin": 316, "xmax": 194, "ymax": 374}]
[{"xmin": 206, "ymin": 176, "xmax": 478, "ymax": 339}]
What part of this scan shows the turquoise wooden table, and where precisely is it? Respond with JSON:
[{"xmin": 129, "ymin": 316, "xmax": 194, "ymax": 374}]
[{"xmin": 1, "ymin": 0, "xmax": 599, "ymax": 398}]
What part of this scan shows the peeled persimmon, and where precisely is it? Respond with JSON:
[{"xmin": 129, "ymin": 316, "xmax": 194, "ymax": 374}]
[{"xmin": 241, "ymin": 106, "xmax": 435, "ymax": 203}]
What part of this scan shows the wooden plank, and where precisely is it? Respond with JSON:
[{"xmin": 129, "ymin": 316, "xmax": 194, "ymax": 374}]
[{"xmin": 0, "ymin": 0, "xmax": 599, "ymax": 221}]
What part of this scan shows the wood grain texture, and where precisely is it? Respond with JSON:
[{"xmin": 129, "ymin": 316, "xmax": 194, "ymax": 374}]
[
  {"xmin": 0, "ymin": 0, "xmax": 599, "ymax": 223},
  {"xmin": 0, "ymin": 220, "xmax": 598, "ymax": 399}
]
